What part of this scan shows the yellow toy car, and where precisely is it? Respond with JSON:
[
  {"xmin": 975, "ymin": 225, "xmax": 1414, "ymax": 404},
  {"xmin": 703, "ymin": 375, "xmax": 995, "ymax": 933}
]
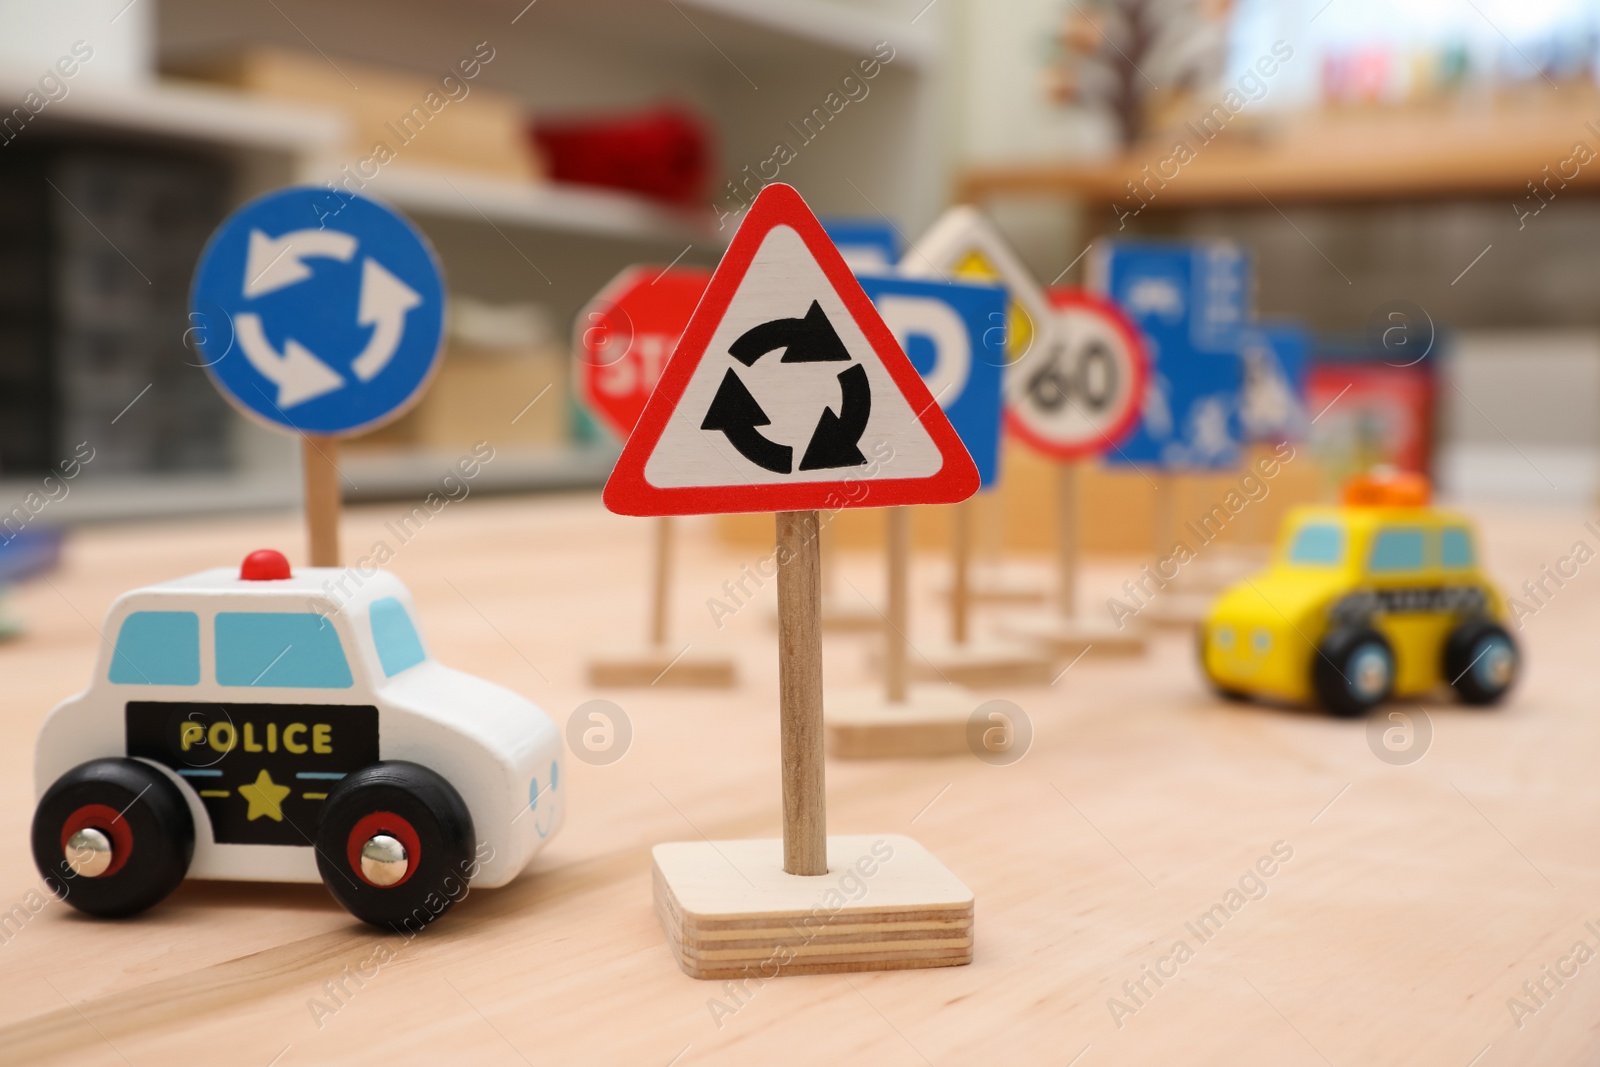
[{"xmin": 1199, "ymin": 472, "xmax": 1518, "ymax": 717}]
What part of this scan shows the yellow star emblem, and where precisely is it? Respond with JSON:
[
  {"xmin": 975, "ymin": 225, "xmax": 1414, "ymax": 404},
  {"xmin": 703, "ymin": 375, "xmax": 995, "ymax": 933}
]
[{"xmin": 238, "ymin": 769, "xmax": 291, "ymax": 822}]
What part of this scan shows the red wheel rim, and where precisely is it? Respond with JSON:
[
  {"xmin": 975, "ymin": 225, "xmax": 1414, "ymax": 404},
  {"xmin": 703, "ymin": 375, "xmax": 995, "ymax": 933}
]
[
  {"xmin": 346, "ymin": 811, "xmax": 421, "ymax": 888},
  {"xmin": 60, "ymin": 803, "xmax": 133, "ymax": 878}
]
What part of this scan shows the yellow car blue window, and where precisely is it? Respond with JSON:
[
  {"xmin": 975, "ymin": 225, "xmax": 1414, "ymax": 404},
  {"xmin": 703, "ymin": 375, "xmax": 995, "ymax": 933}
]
[
  {"xmin": 1288, "ymin": 523, "xmax": 1344, "ymax": 564},
  {"xmin": 216, "ymin": 613, "xmax": 353, "ymax": 688},
  {"xmin": 1441, "ymin": 527, "xmax": 1474, "ymax": 568},
  {"xmin": 370, "ymin": 597, "xmax": 427, "ymax": 677},
  {"xmin": 110, "ymin": 611, "xmax": 200, "ymax": 685},
  {"xmin": 1369, "ymin": 528, "xmax": 1425, "ymax": 573}
]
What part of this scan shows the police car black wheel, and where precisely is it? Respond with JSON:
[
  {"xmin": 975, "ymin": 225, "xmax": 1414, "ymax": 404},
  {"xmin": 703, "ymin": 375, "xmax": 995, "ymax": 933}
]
[
  {"xmin": 1444, "ymin": 621, "xmax": 1518, "ymax": 706},
  {"xmin": 314, "ymin": 761, "xmax": 476, "ymax": 931},
  {"xmin": 1313, "ymin": 627, "xmax": 1395, "ymax": 718},
  {"xmin": 31, "ymin": 758, "xmax": 195, "ymax": 919}
]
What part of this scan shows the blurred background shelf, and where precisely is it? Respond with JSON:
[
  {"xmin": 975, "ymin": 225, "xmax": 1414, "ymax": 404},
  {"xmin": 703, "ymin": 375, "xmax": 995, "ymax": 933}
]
[
  {"xmin": 0, "ymin": 78, "xmax": 346, "ymax": 156},
  {"xmin": 362, "ymin": 166, "xmax": 718, "ymax": 245},
  {"xmin": 0, "ymin": 0, "xmax": 944, "ymax": 521},
  {"xmin": 960, "ymin": 96, "xmax": 1600, "ymax": 206}
]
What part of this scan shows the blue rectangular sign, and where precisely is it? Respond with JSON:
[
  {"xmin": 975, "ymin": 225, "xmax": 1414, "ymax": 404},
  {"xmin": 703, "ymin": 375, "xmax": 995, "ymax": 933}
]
[
  {"xmin": 823, "ymin": 218, "xmax": 901, "ymax": 273},
  {"xmin": 856, "ymin": 273, "xmax": 1007, "ymax": 489},
  {"xmin": 1096, "ymin": 241, "xmax": 1250, "ymax": 470},
  {"xmin": 1239, "ymin": 320, "xmax": 1310, "ymax": 443}
]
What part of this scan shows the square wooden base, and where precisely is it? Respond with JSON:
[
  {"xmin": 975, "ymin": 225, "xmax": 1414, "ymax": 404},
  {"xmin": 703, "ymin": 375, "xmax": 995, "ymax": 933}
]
[
  {"xmin": 587, "ymin": 646, "xmax": 738, "ymax": 688},
  {"xmin": 873, "ymin": 637, "xmax": 1060, "ymax": 688},
  {"xmin": 652, "ymin": 835, "xmax": 974, "ymax": 980},
  {"xmin": 1136, "ymin": 591, "xmax": 1214, "ymax": 630},
  {"xmin": 998, "ymin": 613, "xmax": 1148, "ymax": 657},
  {"xmin": 939, "ymin": 564, "xmax": 1049, "ymax": 607},
  {"xmin": 825, "ymin": 685, "xmax": 976, "ymax": 759}
]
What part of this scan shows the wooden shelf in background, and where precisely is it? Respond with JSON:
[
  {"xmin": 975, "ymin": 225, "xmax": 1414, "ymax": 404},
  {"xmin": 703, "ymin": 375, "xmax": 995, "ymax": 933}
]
[{"xmin": 959, "ymin": 97, "xmax": 1600, "ymax": 209}]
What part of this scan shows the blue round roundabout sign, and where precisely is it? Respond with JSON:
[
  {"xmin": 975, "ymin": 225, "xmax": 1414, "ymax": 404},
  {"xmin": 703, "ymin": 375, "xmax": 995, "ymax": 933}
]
[{"xmin": 190, "ymin": 187, "xmax": 446, "ymax": 437}]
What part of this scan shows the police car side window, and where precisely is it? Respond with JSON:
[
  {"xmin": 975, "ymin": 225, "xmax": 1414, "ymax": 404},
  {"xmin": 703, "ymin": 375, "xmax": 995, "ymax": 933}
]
[
  {"xmin": 1441, "ymin": 527, "xmax": 1474, "ymax": 568},
  {"xmin": 110, "ymin": 611, "xmax": 200, "ymax": 685},
  {"xmin": 1369, "ymin": 528, "xmax": 1425, "ymax": 573},
  {"xmin": 215, "ymin": 613, "xmax": 354, "ymax": 688},
  {"xmin": 370, "ymin": 597, "xmax": 427, "ymax": 677}
]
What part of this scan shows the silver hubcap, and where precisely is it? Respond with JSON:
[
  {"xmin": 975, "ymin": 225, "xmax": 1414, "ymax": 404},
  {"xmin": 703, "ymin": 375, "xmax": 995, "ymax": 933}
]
[
  {"xmin": 1349, "ymin": 645, "xmax": 1391, "ymax": 700},
  {"xmin": 360, "ymin": 834, "xmax": 409, "ymax": 887},
  {"xmin": 65, "ymin": 828, "xmax": 113, "ymax": 878},
  {"xmin": 1477, "ymin": 640, "xmax": 1514, "ymax": 688}
]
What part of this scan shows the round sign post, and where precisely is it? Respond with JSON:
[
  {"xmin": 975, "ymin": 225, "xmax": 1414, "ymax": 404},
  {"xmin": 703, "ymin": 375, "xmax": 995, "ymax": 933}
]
[
  {"xmin": 573, "ymin": 265, "xmax": 737, "ymax": 690},
  {"xmin": 190, "ymin": 188, "xmax": 446, "ymax": 566},
  {"xmin": 999, "ymin": 288, "xmax": 1150, "ymax": 654}
]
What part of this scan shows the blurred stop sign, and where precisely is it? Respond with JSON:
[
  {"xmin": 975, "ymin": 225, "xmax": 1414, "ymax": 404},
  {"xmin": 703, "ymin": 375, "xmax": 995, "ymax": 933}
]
[{"xmin": 574, "ymin": 265, "xmax": 711, "ymax": 439}]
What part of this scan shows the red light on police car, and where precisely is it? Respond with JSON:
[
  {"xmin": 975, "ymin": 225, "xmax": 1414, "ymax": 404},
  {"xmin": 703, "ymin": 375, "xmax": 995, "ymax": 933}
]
[{"xmin": 240, "ymin": 549, "xmax": 292, "ymax": 581}]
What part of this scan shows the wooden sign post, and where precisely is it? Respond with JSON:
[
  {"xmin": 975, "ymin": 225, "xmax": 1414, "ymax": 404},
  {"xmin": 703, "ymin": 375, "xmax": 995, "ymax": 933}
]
[
  {"xmin": 605, "ymin": 183, "xmax": 978, "ymax": 979},
  {"xmin": 776, "ymin": 509, "xmax": 826, "ymax": 874},
  {"xmin": 999, "ymin": 289, "xmax": 1151, "ymax": 656},
  {"xmin": 302, "ymin": 435, "xmax": 343, "ymax": 566},
  {"xmin": 188, "ymin": 187, "xmax": 447, "ymax": 570},
  {"xmin": 575, "ymin": 266, "xmax": 737, "ymax": 688}
]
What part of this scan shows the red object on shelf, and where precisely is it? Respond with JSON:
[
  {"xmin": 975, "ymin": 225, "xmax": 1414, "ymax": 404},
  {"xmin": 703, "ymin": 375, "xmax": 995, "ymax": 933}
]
[{"xmin": 531, "ymin": 106, "xmax": 712, "ymax": 207}]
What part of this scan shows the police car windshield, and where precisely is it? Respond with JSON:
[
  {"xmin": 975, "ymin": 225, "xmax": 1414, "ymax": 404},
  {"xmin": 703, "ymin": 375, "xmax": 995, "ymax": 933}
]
[{"xmin": 1287, "ymin": 523, "xmax": 1344, "ymax": 566}]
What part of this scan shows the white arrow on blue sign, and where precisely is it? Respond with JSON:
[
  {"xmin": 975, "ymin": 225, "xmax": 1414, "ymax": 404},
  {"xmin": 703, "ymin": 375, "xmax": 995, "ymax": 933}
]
[{"xmin": 190, "ymin": 188, "xmax": 445, "ymax": 436}]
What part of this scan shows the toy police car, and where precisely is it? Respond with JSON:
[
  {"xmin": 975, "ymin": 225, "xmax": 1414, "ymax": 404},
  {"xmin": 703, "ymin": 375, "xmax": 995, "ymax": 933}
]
[
  {"xmin": 1200, "ymin": 473, "xmax": 1519, "ymax": 717},
  {"xmin": 32, "ymin": 550, "xmax": 563, "ymax": 929}
]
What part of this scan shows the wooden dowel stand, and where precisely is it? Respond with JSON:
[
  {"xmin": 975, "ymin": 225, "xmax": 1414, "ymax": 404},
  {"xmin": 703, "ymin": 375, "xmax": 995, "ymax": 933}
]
[
  {"xmin": 1057, "ymin": 463, "xmax": 1078, "ymax": 620},
  {"xmin": 776, "ymin": 510, "xmax": 826, "ymax": 876},
  {"xmin": 649, "ymin": 516, "xmax": 674, "ymax": 647},
  {"xmin": 885, "ymin": 507, "xmax": 910, "ymax": 705},
  {"xmin": 950, "ymin": 498, "xmax": 972, "ymax": 645},
  {"xmin": 302, "ymin": 435, "xmax": 341, "ymax": 567}
]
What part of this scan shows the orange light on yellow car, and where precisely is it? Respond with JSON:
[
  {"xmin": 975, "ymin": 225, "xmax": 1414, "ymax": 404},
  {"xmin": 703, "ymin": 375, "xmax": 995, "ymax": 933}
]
[{"xmin": 1342, "ymin": 469, "xmax": 1431, "ymax": 508}]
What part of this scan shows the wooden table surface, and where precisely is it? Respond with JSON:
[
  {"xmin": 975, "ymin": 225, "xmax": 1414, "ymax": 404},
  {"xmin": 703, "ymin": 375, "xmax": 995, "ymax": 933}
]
[{"xmin": 2, "ymin": 492, "xmax": 1596, "ymax": 1066}]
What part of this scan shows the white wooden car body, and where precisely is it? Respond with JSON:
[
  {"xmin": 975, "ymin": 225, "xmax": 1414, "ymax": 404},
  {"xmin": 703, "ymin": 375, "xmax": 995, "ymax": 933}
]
[{"xmin": 34, "ymin": 561, "xmax": 564, "ymax": 888}]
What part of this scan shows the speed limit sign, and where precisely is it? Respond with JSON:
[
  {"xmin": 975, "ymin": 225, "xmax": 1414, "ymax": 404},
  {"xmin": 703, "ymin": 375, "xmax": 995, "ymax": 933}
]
[{"xmin": 1004, "ymin": 289, "xmax": 1147, "ymax": 460}]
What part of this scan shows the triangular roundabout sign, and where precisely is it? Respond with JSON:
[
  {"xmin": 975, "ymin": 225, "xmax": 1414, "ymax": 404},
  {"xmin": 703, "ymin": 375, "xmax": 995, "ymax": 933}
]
[{"xmin": 603, "ymin": 183, "xmax": 980, "ymax": 516}]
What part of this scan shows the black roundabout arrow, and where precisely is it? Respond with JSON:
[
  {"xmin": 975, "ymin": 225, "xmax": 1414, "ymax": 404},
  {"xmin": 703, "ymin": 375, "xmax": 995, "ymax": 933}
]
[
  {"xmin": 799, "ymin": 363, "xmax": 871, "ymax": 471},
  {"xmin": 729, "ymin": 300, "xmax": 852, "ymax": 367},
  {"xmin": 701, "ymin": 368, "xmax": 793, "ymax": 474}
]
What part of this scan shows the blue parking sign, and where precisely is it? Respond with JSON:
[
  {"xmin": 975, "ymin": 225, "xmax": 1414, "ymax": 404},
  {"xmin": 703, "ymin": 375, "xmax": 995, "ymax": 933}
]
[
  {"xmin": 856, "ymin": 274, "xmax": 1007, "ymax": 489},
  {"xmin": 1095, "ymin": 241, "xmax": 1249, "ymax": 470},
  {"xmin": 190, "ymin": 187, "xmax": 446, "ymax": 437}
]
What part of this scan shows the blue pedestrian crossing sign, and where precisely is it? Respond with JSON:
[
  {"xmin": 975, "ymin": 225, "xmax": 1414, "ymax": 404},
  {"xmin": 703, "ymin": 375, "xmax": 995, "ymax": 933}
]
[
  {"xmin": 856, "ymin": 274, "xmax": 1007, "ymax": 489},
  {"xmin": 190, "ymin": 187, "xmax": 446, "ymax": 437}
]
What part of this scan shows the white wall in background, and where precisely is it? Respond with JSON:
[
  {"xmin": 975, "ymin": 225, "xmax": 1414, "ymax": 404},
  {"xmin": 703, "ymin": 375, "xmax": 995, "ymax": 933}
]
[
  {"xmin": 1437, "ymin": 330, "xmax": 1600, "ymax": 505},
  {"xmin": 955, "ymin": 0, "xmax": 1115, "ymax": 165},
  {"xmin": 0, "ymin": 0, "xmax": 154, "ymax": 84}
]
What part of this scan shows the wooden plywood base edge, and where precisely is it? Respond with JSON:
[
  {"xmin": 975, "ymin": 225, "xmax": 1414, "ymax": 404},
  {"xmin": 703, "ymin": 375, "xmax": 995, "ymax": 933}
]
[
  {"xmin": 653, "ymin": 835, "xmax": 974, "ymax": 980},
  {"xmin": 871, "ymin": 637, "xmax": 1061, "ymax": 689},
  {"xmin": 1134, "ymin": 592, "xmax": 1214, "ymax": 630},
  {"xmin": 998, "ymin": 613, "xmax": 1148, "ymax": 657},
  {"xmin": 588, "ymin": 647, "xmax": 738, "ymax": 688},
  {"xmin": 826, "ymin": 685, "xmax": 977, "ymax": 759},
  {"xmin": 934, "ymin": 566, "xmax": 1049, "ymax": 607}
]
